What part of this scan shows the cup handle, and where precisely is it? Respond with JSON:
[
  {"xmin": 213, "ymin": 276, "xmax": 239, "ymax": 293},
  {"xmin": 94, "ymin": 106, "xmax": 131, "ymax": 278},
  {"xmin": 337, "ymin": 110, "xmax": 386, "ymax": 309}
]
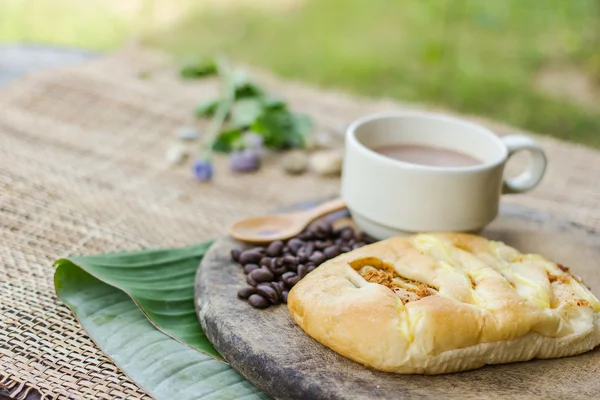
[{"xmin": 501, "ymin": 135, "xmax": 547, "ymax": 194}]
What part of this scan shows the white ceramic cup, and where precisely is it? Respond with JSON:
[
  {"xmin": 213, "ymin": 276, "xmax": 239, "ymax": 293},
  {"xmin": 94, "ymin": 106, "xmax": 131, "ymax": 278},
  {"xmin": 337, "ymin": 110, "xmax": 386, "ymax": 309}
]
[{"xmin": 341, "ymin": 112, "xmax": 547, "ymax": 239}]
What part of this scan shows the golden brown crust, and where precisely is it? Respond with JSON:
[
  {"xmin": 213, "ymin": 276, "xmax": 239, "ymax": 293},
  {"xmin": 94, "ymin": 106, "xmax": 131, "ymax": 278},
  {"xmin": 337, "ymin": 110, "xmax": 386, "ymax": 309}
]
[{"xmin": 288, "ymin": 233, "xmax": 600, "ymax": 374}]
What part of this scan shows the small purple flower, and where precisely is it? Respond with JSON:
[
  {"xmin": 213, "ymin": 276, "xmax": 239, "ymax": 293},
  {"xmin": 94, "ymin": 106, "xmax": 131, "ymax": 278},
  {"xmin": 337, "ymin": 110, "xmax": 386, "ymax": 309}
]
[
  {"xmin": 230, "ymin": 149, "xmax": 260, "ymax": 173},
  {"xmin": 193, "ymin": 158, "xmax": 213, "ymax": 181},
  {"xmin": 243, "ymin": 132, "xmax": 265, "ymax": 158}
]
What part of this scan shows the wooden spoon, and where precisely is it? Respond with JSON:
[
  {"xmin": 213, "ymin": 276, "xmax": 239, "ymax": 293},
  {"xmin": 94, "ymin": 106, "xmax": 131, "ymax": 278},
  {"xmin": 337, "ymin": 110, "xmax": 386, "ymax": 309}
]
[{"xmin": 229, "ymin": 198, "xmax": 346, "ymax": 243}]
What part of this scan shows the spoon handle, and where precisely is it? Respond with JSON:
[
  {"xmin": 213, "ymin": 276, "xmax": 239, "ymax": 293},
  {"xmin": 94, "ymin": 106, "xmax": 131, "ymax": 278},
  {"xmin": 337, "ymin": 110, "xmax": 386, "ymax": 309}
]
[{"xmin": 303, "ymin": 198, "xmax": 346, "ymax": 222}]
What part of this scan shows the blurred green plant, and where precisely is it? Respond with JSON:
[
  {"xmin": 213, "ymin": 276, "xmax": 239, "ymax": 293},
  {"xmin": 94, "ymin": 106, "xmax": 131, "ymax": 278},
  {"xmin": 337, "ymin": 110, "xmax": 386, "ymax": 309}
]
[
  {"xmin": 182, "ymin": 57, "xmax": 312, "ymax": 155},
  {"xmin": 2, "ymin": 0, "xmax": 599, "ymax": 147},
  {"xmin": 148, "ymin": 0, "xmax": 600, "ymax": 147}
]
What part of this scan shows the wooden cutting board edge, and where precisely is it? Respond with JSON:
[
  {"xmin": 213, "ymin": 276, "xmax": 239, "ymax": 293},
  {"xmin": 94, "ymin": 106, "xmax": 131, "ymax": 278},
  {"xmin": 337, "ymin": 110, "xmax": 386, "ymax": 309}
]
[{"xmin": 195, "ymin": 203, "xmax": 600, "ymax": 400}]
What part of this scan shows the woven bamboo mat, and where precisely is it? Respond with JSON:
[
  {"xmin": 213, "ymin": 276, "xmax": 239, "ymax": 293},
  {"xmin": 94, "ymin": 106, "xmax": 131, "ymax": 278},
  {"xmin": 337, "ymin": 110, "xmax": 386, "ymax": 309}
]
[{"xmin": 1, "ymin": 47, "xmax": 599, "ymax": 400}]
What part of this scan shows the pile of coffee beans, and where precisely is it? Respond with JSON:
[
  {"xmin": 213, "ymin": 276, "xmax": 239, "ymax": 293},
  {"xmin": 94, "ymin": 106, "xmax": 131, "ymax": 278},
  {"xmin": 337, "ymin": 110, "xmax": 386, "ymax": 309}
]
[{"xmin": 232, "ymin": 220, "xmax": 374, "ymax": 309}]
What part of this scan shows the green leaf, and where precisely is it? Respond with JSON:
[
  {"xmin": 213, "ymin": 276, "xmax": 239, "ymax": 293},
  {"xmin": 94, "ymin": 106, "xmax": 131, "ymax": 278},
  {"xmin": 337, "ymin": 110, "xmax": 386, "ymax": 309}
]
[
  {"xmin": 287, "ymin": 113, "xmax": 313, "ymax": 148},
  {"xmin": 235, "ymin": 82, "xmax": 264, "ymax": 99},
  {"xmin": 54, "ymin": 242, "xmax": 220, "ymax": 358},
  {"xmin": 231, "ymin": 71, "xmax": 264, "ymax": 99},
  {"xmin": 261, "ymin": 95, "xmax": 286, "ymax": 111},
  {"xmin": 54, "ymin": 259, "xmax": 268, "ymax": 400},
  {"xmin": 230, "ymin": 99, "xmax": 263, "ymax": 129},
  {"xmin": 180, "ymin": 59, "xmax": 218, "ymax": 79},
  {"xmin": 212, "ymin": 128, "xmax": 243, "ymax": 153},
  {"xmin": 251, "ymin": 109, "xmax": 312, "ymax": 149},
  {"xmin": 195, "ymin": 99, "xmax": 221, "ymax": 118}
]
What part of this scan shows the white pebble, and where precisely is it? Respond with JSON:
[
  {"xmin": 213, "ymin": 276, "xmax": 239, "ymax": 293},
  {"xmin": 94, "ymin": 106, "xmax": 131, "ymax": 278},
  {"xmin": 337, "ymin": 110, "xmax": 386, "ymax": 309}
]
[
  {"xmin": 166, "ymin": 144, "xmax": 189, "ymax": 165},
  {"xmin": 178, "ymin": 126, "xmax": 200, "ymax": 141},
  {"xmin": 281, "ymin": 150, "xmax": 309, "ymax": 175},
  {"xmin": 309, "ymin": 150, "xmax": 343, "ymax": 176},
  {"xmin": 304, "ymin": 133, "xmax": 317, "ymax": 150},
  {"xmin": 304, "ymin": 131, "xmax": 335, "ymax": 150},
  {"xmin": 315, "ymin": 132, "xmax": 336, "ymax": 148}
]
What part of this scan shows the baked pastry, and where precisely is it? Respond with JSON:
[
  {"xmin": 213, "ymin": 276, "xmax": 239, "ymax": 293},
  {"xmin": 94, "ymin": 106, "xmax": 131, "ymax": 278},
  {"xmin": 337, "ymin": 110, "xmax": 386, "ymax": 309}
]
[{"xmin": 287, "ymin": 233, "xmax": 600, "ymax": 374}]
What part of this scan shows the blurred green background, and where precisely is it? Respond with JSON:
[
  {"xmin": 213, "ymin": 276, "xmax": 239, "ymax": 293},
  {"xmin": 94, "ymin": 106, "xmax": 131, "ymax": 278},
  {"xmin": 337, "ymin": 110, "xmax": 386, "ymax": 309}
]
[{"xmin": 2, "ymin": 0, "xmax": 599, "ymax": 147}]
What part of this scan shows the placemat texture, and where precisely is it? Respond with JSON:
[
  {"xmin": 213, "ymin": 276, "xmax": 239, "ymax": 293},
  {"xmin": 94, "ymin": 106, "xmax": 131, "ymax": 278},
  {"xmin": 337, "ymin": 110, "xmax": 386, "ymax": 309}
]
[{"xmin": 1, "ymin": 46, "xmax": 599, "ymax": 399}]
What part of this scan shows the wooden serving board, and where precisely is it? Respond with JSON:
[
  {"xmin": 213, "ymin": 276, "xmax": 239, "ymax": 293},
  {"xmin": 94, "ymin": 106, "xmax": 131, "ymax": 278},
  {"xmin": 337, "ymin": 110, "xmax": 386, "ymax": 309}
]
[{"xmin": 195, "ymin": 203, "xmax": 600, "ymax": 400}]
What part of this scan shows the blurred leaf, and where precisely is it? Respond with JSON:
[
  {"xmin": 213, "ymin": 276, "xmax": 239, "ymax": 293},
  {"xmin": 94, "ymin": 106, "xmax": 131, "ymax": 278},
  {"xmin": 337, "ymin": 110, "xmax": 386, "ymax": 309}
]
[
  {"xmin": 235, "ymin": 81, "xmax": 264, "ymax": 99},
  {"xmin": 231, "ymin": 70, "xmax": 264, "ymax": 99},
  {"xmin": 196, "ymin": 99, "xmax": 221, "ymax": 118},
  {"xmin": 54, "ymin": 244, "xmax": 269, "ymax": 400},
  {"xmin": 251, "ymin": 109, "xmax": 312, "ymax": 149},
  {"xmin": 473, "ymin": 12, "xmax": 502, "ymax": 29},
  {"xmin": 261, "ymin": 95, "xmax": 287, "ymax": 110},
  {"xmin": 180, "ymin": 59, "xmax": 218, "ymax": 79},
  {"xmin": 212, "ymin": 129, "xmax": 243, "ymax": 153},
  {"xmin": 55, "ymin": 242, "xmax": 219, "ymax": 358},
  {"xmin": 421, "ymin": 41, "xmax": 443, "ymax": 65},
  {"xmin": 230, "ymin": 99, "xmax": 263, "ymax": 128},
  {"xmin": 287, "ymin": 113, "xmax": 313, "ymax": 148}
]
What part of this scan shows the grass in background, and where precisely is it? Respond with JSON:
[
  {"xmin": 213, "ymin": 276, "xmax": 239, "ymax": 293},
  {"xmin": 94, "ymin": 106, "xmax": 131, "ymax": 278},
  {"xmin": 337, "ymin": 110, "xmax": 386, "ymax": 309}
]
[
  {"xmin": 0, "ymin": 0, "xmax": 133, "ymax": 50},
  {"xmin": 148, "ymin": 0, "xmax": 600, "ymax": 147},
  {"xmin": 1, "ymin": 0, "xmax": 599, "ymax": 147}
]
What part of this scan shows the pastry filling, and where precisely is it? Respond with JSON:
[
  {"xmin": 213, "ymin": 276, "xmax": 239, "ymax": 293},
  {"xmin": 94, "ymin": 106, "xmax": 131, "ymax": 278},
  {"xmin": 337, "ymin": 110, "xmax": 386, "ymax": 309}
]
[{"xmin": 349, "ymin": 257, "xmax": 437, "ymax": 304}]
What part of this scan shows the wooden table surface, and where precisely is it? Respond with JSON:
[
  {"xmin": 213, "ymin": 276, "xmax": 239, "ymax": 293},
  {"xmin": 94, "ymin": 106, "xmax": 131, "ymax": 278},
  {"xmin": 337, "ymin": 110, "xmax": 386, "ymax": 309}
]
[{"xmin": 1, "ymin": 46, "xmax": 598, "ymax": 400}]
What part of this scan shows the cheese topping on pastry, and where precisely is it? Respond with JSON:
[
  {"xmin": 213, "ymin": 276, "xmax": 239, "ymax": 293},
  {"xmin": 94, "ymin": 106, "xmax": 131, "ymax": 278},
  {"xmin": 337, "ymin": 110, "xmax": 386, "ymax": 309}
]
[{"xmin": 287, "ymin": 233, "xmax": 600, "ymax": 374}]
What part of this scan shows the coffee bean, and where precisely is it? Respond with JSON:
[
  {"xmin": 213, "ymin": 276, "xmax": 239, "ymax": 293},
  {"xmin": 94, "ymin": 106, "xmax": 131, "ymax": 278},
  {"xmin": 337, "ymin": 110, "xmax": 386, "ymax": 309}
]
[
  {"xmin": 235, "ymin": 222, "xmax": 367, "ymax": 310},
  {"xmin": 282, "ymin": 255, "xmax": 298, "ymax": 265},
  {"xmin": 323, "ymin": 245, "xmax": 340, "ymax": 259},
  {"xmin": 260, "ymin": 257, "xmax": 272, "ymax": 267},
  {"xmin": 287, "ymin": 276, "xmax": 301, "ymax": 287},
  {"xmin": 248, "ymin": 294, "xmax": 269, "ymax": 308},
  {"xmin": 287, "ymin": 238, "xmax": 303, "ymax": 253},
  {"xmin": 303, "ymin": 241, "xmax": 315, "ymax": 254},
  {"xmin": 273, "ymin": 265, "xmax": 287, "ymax": 275},
  {"xmin": 309, "ymin": 251, "xmax": 325, "ymax": 265},
  {"xmin": 246, "ymin": 274, "xmax": 258, "ymax": 286},
  {"xmin": 313, "ymin": 231, "xmax": 328, "ymax": 240},
  {"xmin": 244, "ymin": 263, "xmax": 260, "ymax": 274},
  {"xmin": 297, "ymin": 232, "xmax": 312, "ymax": 240},
  {"xmin": 281, "ymin": 271, "xmax": 296, "ymax": 281},
  {"xmin": 231, "ymin": 247, "xmax": 243, "ymax": 262},
  {"xmin": 272, "ymin": 281, "xmax": 285, "ymax": 297},
  {"xmin": 306, "ymin": 228, "xmax": 318, "ymax": 237},
  {"xmin": 285, "ymin": 263, "xmax": 297, "ymax": 272},
  {"xmin": 250, "ymin": 267, "xmax": 274, "ymax": 283},
  {"xmin": 340, "ymin": 227, "xmax": 354, "ymax": 241},
  {"xmin": 239, "ymin": 250, "xmax": 262, "ymax": 265},
  {"xmin": 315, "ymin": 220, "xmax": 332, "ymax": 235},
  {"xmin": 295, "ymin": 250, "xmax": 306, "ymax": 262},
  {"xmin": 257, "ymin": 285, "xmax": 279, "ymax": 304},
  {"xmin": 297, "ymin": 264, "xmax": 308, "ymax": 278},
  {"xmin": 271, "ymin": 261, "xmax": 286, "ymax": 275},
  {"xmin": 237, "ymin": 286, "xmax": 257, "ymax": 299},
  {"xmin": 266, "ymin": 240, "xmax": 284, "ymax": 257},
  {"xmin": 315, "ymin": 240, "xmax": 333, "ymax": 250}
]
